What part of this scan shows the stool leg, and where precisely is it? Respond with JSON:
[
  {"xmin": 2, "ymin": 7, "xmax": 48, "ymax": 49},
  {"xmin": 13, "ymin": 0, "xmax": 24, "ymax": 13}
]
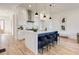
[
  {"xmin": 42, "ymin": 48, "xmax": 43, "ymax": 54},
  {"xmin": 46, "ymin": 45, "xmax": 48, "ymax": 51}
]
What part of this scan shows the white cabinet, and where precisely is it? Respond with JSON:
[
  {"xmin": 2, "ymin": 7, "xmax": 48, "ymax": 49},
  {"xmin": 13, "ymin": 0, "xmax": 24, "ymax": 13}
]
[{"xmin": 17, "ymin": 30, "xmax": 25, "ymax": 40}]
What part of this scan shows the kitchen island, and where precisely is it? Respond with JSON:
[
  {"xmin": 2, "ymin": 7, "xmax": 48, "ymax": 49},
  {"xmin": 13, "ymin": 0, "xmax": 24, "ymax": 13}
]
[{"xmin": 25, "ymin": 30, "xmax": 56, "ymax": 54}]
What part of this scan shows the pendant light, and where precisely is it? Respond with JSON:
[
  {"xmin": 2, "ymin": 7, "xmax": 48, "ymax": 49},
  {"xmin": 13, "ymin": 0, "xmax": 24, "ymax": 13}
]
[
  {"xmin": 35, "ymin": 4, "xmax": 38, "ymax": 16},
  {"xmin": 49, "ymin": 4, "xmax": 52, "ymax": 19},
  {"xmin": 49, "ymin": 17, "xmax": 52, "ymax": 19},
  {"xmin": 35, "ymin": 12, "xmax": 38, "ymax": 15},
  {"xmin": 43, "ymin": 14, "xmax": 46, "ymax": 18},
  {"xmin": 43, "ymin": 5, "xmax": 46, "ymax": 18}
]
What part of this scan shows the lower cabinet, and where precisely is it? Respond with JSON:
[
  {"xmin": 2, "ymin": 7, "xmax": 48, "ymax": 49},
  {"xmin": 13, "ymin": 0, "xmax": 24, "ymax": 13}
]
[{"xmin": 17, "ymin": 30, "xmax": 25, "ymax": 40}]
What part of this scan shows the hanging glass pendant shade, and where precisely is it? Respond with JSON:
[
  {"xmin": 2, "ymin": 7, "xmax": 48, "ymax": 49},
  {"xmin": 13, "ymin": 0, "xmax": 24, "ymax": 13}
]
[
  {"xmin": 43, "ymin": 14, "xmax": 46, "ymax": 18},
  {"xmin": 49, "ymin": 4, "xmax": 52, "ymax": 20},
  {"xmin": 49, "ymin": 17, "xmax": 52, "ymax": 19},
  {"xmin": 35, "ymin": 12, "xmax": 38, "ymax": 15}
]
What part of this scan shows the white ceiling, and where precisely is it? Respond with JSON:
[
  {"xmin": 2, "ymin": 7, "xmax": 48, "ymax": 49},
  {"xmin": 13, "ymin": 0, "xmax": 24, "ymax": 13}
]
[
  {"xmin": 0, "ymin": 3, "xmax": 21, "ymax": 10},
  {"xmin": 0, "ymin": 3, "xmax": 79, "ymax": 14},
  {"xmin": 23, "ymin": 3, "xmax": 79, "ymax": 14}
]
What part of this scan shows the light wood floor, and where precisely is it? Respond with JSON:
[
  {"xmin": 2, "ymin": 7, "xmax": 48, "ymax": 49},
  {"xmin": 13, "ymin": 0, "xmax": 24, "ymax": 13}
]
[
  {"xmin": 0, "ymin": 35, "xmax": 34, "ymax": 55},
  {"xmin": 0, "ymin": 36, "xmax": 79, "ymax": 55}
]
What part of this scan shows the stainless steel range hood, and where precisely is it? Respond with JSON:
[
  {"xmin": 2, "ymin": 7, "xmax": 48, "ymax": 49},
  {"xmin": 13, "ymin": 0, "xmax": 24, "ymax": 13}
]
[{"xmin": 27, "ymin": 9, "xmax": 34, "ymax": 23}]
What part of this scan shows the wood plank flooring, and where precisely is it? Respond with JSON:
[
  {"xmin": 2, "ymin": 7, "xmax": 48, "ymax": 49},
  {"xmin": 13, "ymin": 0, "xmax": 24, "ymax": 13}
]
[
  {"xmin": 0, "ymin": 35, "xmax": 79, "ymax": 55},
  {"xmin": 0, "ymin": 35, "xmax": 34, "ymax": 55}
]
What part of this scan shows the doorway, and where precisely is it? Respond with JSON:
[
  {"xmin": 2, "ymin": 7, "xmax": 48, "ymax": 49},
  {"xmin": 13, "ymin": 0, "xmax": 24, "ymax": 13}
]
[{"xmin": 0, "ymin": 20, "xmax": 5, "ymax": 34}]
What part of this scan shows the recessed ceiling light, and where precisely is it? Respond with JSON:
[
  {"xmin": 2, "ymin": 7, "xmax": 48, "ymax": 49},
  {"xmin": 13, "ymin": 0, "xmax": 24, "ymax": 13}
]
[{"xmin": 29, "ymin": 5, "xmax": 31, "ymax": 7}]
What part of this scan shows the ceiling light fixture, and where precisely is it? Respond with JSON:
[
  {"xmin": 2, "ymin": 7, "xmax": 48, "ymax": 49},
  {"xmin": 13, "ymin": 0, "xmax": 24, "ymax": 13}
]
[
  {"xmin": 43, "ymin": 14, "xmax": 46, "ymax": 18},
  {"xmin": 35, "ymin": 12, "xmax": 38, "ymax": 15},
  {"xmin": 29, "ymin": 5, "xmax": 31, "ymax": 7},
  {"xmin": 49, "ymin": 4, "xmax": 52, "ymax": 19},
  {"xmin": 49, "ymin": 17, "xmax": 52, "ymax": 19},
  {"xmin": 35, "ymin": 4, "xmax": 38, "ymax": 16},
  {"xmin": 43, "ymin": 5, "xmax": 46, "ymax": 18}
]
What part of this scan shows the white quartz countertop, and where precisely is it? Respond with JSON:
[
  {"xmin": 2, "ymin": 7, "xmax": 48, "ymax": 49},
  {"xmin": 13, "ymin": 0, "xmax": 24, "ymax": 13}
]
[{"xmin": 25, "ymin": 30, "xmax": 55, "ymax": 34}]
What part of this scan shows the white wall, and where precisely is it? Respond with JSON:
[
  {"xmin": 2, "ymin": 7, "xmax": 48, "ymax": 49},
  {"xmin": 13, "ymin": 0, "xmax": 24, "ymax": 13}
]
[{"xmin": 52, "ymin": 8, "xmax": 79, "ymax": 39}]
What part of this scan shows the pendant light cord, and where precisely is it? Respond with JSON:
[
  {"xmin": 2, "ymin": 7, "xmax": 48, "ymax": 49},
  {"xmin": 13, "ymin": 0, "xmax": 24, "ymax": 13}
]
[
  {"xmin": 35, "ymin": 3, "xmax": 38, "ymax": 15},
  {"xmin": 49, "ymin": 4, "xmax": 52, "ymax": 19}
]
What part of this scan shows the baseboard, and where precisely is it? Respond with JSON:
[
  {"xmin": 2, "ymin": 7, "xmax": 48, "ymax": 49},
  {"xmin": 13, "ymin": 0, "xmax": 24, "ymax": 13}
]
[{"xmin": 60, "ymin": 36, "xmax": 68, "ymax": 38}]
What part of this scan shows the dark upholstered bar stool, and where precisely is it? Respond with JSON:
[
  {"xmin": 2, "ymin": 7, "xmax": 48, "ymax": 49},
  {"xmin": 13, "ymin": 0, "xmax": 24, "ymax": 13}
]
[
  {"xmin": 45, "ymin": 34, "xmax": 54, "ymax": 47},
  {"xmin": 38, "ymin": 35, "xmax": 49, "ymax": 54},
  {"xmin": 38, "ymin": 31, "xmax": 60, "ymax": 54},
  {"xmin": 50, "ymin": 31, "xmax": 59, "ymax": 44}
]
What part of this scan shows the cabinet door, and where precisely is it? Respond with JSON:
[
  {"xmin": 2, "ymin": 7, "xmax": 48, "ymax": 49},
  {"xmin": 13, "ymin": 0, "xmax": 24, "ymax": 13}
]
[{"xmin": 18, "ymin": 30, "xmax": 24, "ymax": 40}]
